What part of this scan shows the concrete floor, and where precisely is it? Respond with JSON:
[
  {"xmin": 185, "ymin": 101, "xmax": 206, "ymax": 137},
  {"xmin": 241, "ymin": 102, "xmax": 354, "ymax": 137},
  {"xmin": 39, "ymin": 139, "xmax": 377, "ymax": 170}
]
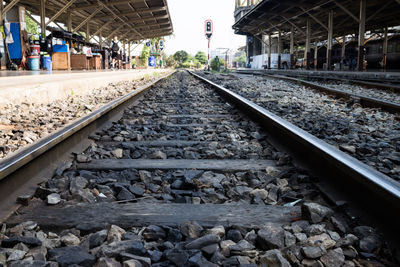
[{"xmin": 0, "ymin": 69, "xmax": 171, "ymax": 107}]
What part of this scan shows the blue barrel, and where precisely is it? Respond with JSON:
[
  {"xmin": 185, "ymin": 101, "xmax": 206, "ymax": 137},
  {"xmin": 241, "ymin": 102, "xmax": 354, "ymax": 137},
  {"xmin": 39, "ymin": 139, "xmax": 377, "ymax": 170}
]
[
  {"xmin": 28, "ymin": 56, "xmax": 40, "ymax": 71},
  {"xmin": 43, "ymin": 55, "xmax": 52, "ymax": 70}
]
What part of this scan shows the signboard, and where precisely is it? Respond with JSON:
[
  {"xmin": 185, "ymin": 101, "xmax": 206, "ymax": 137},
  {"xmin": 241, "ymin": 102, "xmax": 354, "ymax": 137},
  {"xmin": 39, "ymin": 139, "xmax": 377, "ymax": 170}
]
[
  {"xmin": 204, "ymin": 19, "xmax": 213, "ymax": 39},
  {"xmin": 148, "ymin": 56, "xmax": 156, "ymax": 67},
  {"xmin": 159, "ymin": 39, "xmax": 164, "ymax": 51}
]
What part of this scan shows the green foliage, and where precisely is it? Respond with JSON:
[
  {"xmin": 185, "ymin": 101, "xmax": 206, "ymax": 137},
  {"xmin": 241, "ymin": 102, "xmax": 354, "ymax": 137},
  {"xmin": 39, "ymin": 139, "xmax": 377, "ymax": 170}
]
[
  {"xmin": 140, "ymin": 45, "xmax": 151, "ymax": 66},
  {"xmin": 193, "ymin": 59, "xmax": 202, "ymax": 69},
  {"xmin": 173, "ymin": 50, "xmax": 188, "ymax": 64},
  {"xmin": 211, "ymin": 57, "xmax": 225, "ymax": 71},
  {"xmin": 26, "ymin": 12, "xmax": 39, "ymax": 35},
  {"xmin": 194, "ymin": 51, "xmax": 208, "ymax": 65},
  {"xmin": 180, "ymin": 61, "xmax": 191, "ymax": 68},
  {"xmin": 235, "ymin": 53, "xmax": 247, "ymax": 68},
  {"xmin": 166, "ymin": 55, "xmax": 176, "ymax": 67}
]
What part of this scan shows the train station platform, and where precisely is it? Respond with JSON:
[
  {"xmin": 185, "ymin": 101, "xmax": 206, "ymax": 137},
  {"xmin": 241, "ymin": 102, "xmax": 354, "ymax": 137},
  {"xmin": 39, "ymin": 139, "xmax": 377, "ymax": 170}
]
[
  {"xmin": 236, "ymin": 69, "xmax": 400, "ymax": 83},
  {"xmin": 0, "ymin": 69, "xmax": 171, "ymax": 107}
]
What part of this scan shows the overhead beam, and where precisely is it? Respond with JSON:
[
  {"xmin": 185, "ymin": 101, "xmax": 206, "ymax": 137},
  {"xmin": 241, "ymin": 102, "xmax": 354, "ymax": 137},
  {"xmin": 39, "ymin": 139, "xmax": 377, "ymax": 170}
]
[
  {"xmin": 46, "ymin": 0, "xmax": 76, "ymax": 26},
  {"xmin": 333, "ymin": 0, "xmax": 359, "ymax": 22},
  {"xmin": 94, "ymin": 6, "xmax": 165, "ymax": 20},
  {"xmin": 366, "ymin": 1, "xmax": 391, "ymax": 22},
  {"xmin": 73, "ymin": 6, "xmax": 103, "ymax": 32},
  {"xmin": 302, "ymin": 8, "xmax": 328, "ymax": 31},
  {"xmin": 72, "ymin": 0, "xmax": 143, "ymax": 11},
  {"xmin": 3, "ymin": 0, "xmax": 20, "ymax": 14}
]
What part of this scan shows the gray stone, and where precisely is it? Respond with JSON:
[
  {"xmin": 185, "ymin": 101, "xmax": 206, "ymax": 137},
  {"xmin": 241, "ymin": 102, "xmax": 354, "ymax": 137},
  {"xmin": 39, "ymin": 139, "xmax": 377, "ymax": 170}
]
[
  {"xmin": 48, "ymin": 246, "xmax": 95, "ymax": 267},
  {"xmin": 185, "ymin": 234, "xmax": 221, "ymax": 250},
  {"xmin": 147, "ymin": 250, "xmax": 162, "ymax": 262},
  {"xmin": 180, "ymin": 221, "xmax": 203, "ymax": 238},
  {"xmin": 256, "ymin": 224, "xmax": 285, "ymax": 249},
  {"xmin": 128, "ymin": 186, "xmax": 144, "ymax": 197},
  {"xmin": 69, "ymin": 176, "xmax": 88, "ymax": 195},
  {"xmin": 119, "ymin": 253, "xmax": 150, "ymax": 267},
  {"xmin": 206, "ymin": 225, "xmax": 225, "ymax": 237},
  {"xmin": 301, "ymin": 246, "xmax": 327, "ymax": 259},
  {"xmin": 107, "ymin": 225, "xmax": 126, "ymax": 243},
  {"xmin": 61, "ymin": 233, "xmax": 80, "ymax": 246},
  {"xmin": 97, "ymin": 240, "xmax": 146, "ymax": 258},
  {"xmin": 116, "ymin": 188, "xmax": 135, "ymax": 201},
  {"xmin": 89, "ymin": 230, "xmax": 108, "ymax": 249},
  {"xmin": 2, "ymin": 236, "xmax": 42, "ymax": 248},
  {"xmin": 320, "ymin": 249, "xmax": 345, "ymax": 267},
  {"xmin": 8, "ymin": 260, "xmax": 50, "ymax": 267},
  {"xmin": 302, "ymin": 203, "xmax": 334, "ymax": 223},
  {"xmin": 123, "ymin": 259, "xmax": 142, "ymax": 267},
  {"xmin": 95, "ymin": 257, "xmax": 122, "ymax": 267},
  {"xmin": 226, "ymin": 229, "xmax": 243, "ymax": 243},
  {"xmin": 230, "ymin": 240, "xmax": 255, "ymax": 252},
  {"xmin": 142, "ymin": 225, "xmax": 165, "ymax": 241},
  {"xmin": 7, "ymin": 250, "xmax": 27, "ymax": 262},
  {"xmin": 284, "ymin": 231, "xmax": 296, "ymax": 247},
  {"xmin": 165, "ymin": 249, "xmax": 189, "ymax": 266},
  {"xmin": 150, "ymin": 151, "xmax": 167, "ymax": 160},
  {"xmin": 260, "ymin": 249, "xmax": 291, "ymax": 267},
  {"xmin": 47, "ymin": 193, "xmax": 61, "ymax": 205},
  {"xmin": 188, "ymin": 251, "xmax": 219, "ymax": 267},
  {"xmin": 112, "ymin": 149, "xmax": 124, "ymax": 158},
  {"xmin": 201, "ymin": 243, "xmax": 219, "ymax": 256}
]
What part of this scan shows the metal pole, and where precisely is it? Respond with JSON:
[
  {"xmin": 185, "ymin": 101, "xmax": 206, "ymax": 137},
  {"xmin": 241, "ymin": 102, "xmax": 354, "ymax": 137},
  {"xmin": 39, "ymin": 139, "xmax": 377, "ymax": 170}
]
[
  {"xmin": 99, "ymin": 31, "xmax": 103, "ymax": 49},
  {"xmin": 357, "ymin": 0, "xmax": 366, "ymax": 71},
  {"xmin": 268, "ymin": 34, "xmax": 271, "ymax": 69},
  {"xmin": 314, "ymin": 41, "xmax": 318, "ymax": 70},
  {"xmin": 277, "ymin": 31, "xmax": 281, "ymax": 69},
  {"xmin": 305, "ymin": 19, "xmax": 311, "ymax": 69},
  {"xmin": 208, "ymin": 39, "xmax": 210, "ymax": 68},
  {"xmin": 290, "ymin": 26, "xmax": 294, "ymax": 69},
  {"xmin": 341, "ymin": 36, "xmax": 346, "ymax": 61},
  {"xmin": 383, "ymin": 27, "xmax": 388, "ymax": 71},
  {"xmin": 327, "ymin": 10, "xmax": 333, "ymax": 70},
  {"xmin": 86, "ymin": 22, "xmax": 90, "ymax": 42},
  {"xmin": 40, "ymin": 0, "xmax": 46, "ymax": 38}
]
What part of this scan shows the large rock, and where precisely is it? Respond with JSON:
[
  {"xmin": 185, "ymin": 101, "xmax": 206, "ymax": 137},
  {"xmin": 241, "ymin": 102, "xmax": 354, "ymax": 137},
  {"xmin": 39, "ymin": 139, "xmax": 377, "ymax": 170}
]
[
  {"xmin": 95, "ymin": 257, "xmax": 122, "ymax": 267},
  {"xmin": 302, "ymin": 203, "xmax": 333, "ymax": 223},
  {"xmin": 260, "ymin": 249, "xmax": 291, "ymax": 267},
  {"xmin": 165, "ymin": 249, "xmax": 189, "ymax": 266},
  {"xmin": 69, "ymin": 176, "xmax": 88, "ymax": 194},
  {"xmin": 97, "ymin": 240, "xmax": 146, "ymax": 258},
  {"xmin": 107, "ymin": 225, "xmax": 126, "ymax": 242},
  {"xmin": 185, "ymin": 234, "xmax": 221, "ymax": 250},
  {"xmin": 180, "ymin": 221, "xmax": 203, "ymax": 238},
  {"xmin": 48, "ymin": 246, "xmax": 95, "ymax": 267},
  {"xmin": 2, "ymin": 236, "xmax": 42, "ymax": 247},
  {"xmin": 142, "ymin": 225, "xmax": 165, "ymax": 241},
  {"xmin": 89, "ymin": 229, "xmax": 108, "ymax": 249},
  {"xmin": 60, "ymin": 233, "xmax": 80, "ymax": 246},
  {"xmin": 256, "ymin": 224, "xmax": 285, "ymax": 249},
  {"xmin": 320, "ymin": 248, "xmax": 345, "ymax": 267},
  {"xmin": 301, "ymin": 246, "xmax": 327, "ymax": 259}
]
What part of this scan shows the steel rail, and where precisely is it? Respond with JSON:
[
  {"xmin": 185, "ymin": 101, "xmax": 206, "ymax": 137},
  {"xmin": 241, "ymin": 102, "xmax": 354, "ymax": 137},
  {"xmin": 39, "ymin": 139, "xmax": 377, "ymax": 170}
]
[
  {"xmin": 235, "ymin": 70, "xmax": 400, "ymax": 113},
  {"xmin": 189, "ymin": 70, "xmax": 400, "ymax": 240}
]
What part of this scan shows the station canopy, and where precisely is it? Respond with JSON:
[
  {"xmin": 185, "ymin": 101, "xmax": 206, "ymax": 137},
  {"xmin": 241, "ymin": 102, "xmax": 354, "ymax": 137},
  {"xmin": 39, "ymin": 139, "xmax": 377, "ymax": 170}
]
[
  {"xmin": 6, "ymin": 0, "xmax": 173, "ymax": 42},
  {"xmin": 233, "ymin": 0, "xmax": 400, "ymax": 41}
]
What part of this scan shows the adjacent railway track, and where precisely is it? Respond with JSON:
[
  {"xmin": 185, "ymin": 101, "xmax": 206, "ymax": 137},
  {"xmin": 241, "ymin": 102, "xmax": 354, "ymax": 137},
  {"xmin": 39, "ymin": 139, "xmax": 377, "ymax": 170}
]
[
  {"xmin": 236, "ymin": 69, "xmax": 400, "ymax": 113},
  {"xmin": 0, "ymin": 70, "xmax": 398, "ymax": 266}
]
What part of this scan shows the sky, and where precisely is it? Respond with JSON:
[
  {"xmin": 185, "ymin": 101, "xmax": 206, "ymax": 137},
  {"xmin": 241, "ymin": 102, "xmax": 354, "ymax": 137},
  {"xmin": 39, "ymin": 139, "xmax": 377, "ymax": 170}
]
[{"xmin": 163, "ymin": 0, "xmax": 246, "ymax": 56}]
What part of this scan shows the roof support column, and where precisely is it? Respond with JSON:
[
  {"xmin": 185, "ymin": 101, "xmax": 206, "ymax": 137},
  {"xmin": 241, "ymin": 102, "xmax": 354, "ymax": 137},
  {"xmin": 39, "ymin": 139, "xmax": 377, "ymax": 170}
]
[
  {"xmin": 290, "ymin": 26, "xmax": 294, "ymax": 69},
  {"xmin": 0, "ymin": 1, "xmax": 4, "ymax": 26},
  {"xmin": 67, "ymin": 12, "xmax": 72, "ymax": 32},
  {"xmin": 383, "ymin": 26, "xmax": 388, "ymax": 71},
  {"xmin": 268, "ymin": 34, "xmax": 271, "ymax": 69},
  {"xmin": 277, "ymin": 31, "xmax": 281, "ymax": 69},
  {"xmin": 305, "ymin": 19, "xmax": 311, "ymax": 69},
  {"xmin": 314, "ymin": 41, "xmax": 318, "ymax": 70},
  {"xmin": 128, "ymin": 42, "xmax": 131, "ymax": 60},
  {"xmin": 99, "ymin": 31, "xmax": 103, "ymax": 49},
  {"xmin": 327, "ymin": 10, "xmax": 333, "ymax": 70},
  {"xmin": 341, "ymin": 36, "xmax": 346, "ymax": 61},
  {"xmin": 357, "ymin": 0, "xmax": 366, "ymax": 71},
  {"xmin": 86, "ymin": 22, "xmax": 90, "ymax": 42},
  {"xmin": 40, "ymin": 0, "xmax": 46, "ymax": 38}
]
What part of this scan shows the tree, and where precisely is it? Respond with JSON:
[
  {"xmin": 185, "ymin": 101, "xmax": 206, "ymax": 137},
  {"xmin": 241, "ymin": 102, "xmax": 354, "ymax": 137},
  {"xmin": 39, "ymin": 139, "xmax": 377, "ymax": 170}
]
[
  {"xmin": 140, "ymin": 45, "xmax": 150, "ymax": 66},
  {"xmin": 194, "ymin": 51, "xmax": 208, "ymax": 65},
  {"xmin": 211, "ymin": 56, "xmax": 225, "ymax": 71},
  {"xmin": 26, "ymin": 11, "xmax": 39, "ymax": 35},
  {"xmin": 166, "ymin": 55, "xmax": 176, "ymax": 67},
  {"xmin": 173, "ymin": 50, "xmax": 188, "ymax": 65}
]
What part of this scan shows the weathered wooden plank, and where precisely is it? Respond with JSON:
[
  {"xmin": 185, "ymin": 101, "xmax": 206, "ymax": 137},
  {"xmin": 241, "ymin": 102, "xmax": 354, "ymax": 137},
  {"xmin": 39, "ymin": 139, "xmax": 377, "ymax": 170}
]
[
  {"xmin": 77, "ymin": 159, "xmax": 275, "ymax": 171},
  {"xmin": 7, "ymin": 202, "xmax": 301, "ymax": 231},
  {"xmin": 99, "ymin": 140, "xmax": 209, "ymax": 147},
  {"xmin": 167, "ymin": 114, "xmax": 232, "ymax": 118}
]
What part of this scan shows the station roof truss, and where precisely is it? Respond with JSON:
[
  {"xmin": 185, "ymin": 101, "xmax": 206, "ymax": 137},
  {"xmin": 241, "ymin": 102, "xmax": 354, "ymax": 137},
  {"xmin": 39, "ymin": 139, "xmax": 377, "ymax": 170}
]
[
  {"xmin": 233, "ymin": 0, "xmax": 400, "ymax": 43},
  {"xmin": 4, "ymin": 0, "xmax": 173, "ymax": 43}
]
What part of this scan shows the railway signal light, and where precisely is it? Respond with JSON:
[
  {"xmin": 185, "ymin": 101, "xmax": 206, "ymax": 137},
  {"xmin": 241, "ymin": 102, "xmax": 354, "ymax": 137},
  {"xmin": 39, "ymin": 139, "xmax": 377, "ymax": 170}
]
[
  {"xmin": 205, "ymin": 19, "xmax": 213, "ymax": 39},
  {"xmin": 159, "ymin": 39, "xmax": 164, "ymax": 51}
]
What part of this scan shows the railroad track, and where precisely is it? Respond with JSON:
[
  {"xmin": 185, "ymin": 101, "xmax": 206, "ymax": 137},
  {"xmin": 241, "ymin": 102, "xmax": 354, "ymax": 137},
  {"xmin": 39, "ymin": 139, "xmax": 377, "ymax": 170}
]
[
  {"xmin": 236, "ymin": 69, "xmax": 400, "ymax": 113},
  {"xmin": 0, "ymin": 71, "xmax": 399, "ymax": 266}
]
